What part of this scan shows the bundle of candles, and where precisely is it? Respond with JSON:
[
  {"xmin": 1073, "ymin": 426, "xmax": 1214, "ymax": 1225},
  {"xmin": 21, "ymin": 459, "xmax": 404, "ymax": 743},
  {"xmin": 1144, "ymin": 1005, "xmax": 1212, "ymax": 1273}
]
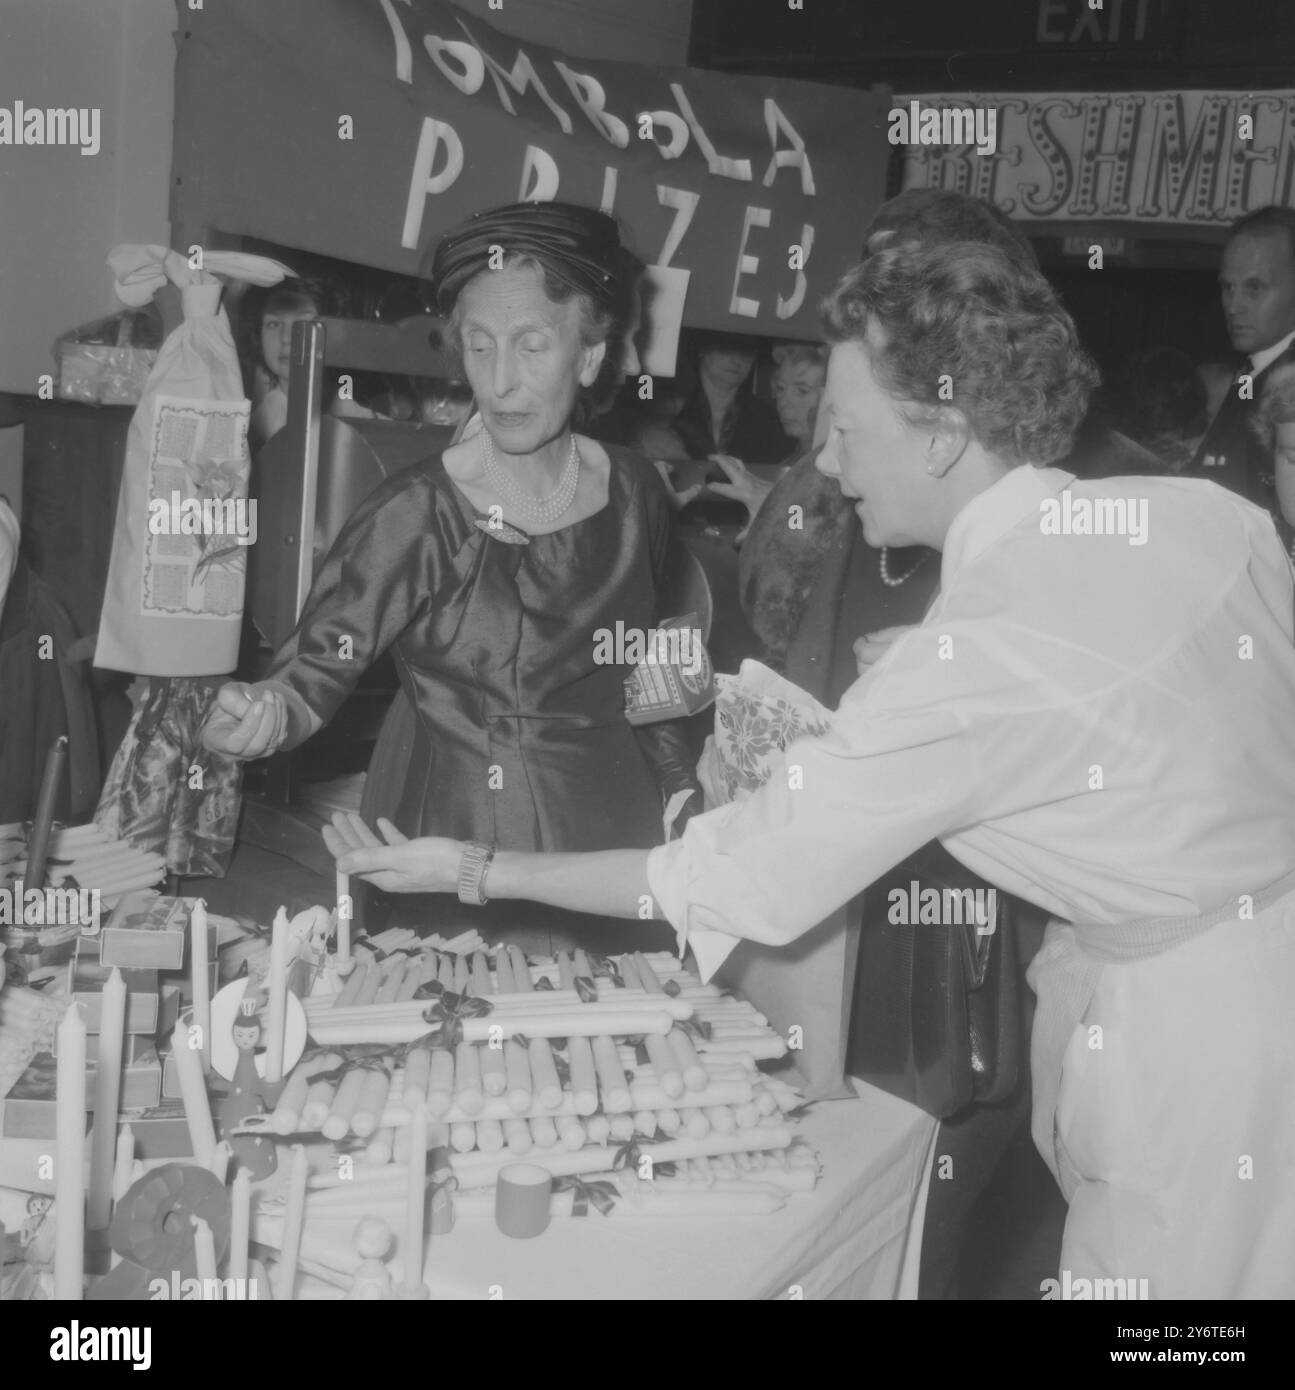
[
  {"xmin": 37, "ymin": 824, "xmax": 168, "ymax": 905},
  {"xmin": 21, "ymin": 896, "xmax": 817, "ymax": 1301}
]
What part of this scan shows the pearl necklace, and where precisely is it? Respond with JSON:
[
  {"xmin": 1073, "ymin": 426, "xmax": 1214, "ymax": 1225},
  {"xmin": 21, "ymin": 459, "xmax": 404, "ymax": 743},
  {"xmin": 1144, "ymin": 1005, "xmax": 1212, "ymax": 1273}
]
[
  {"xmin": 480, "ymin": 428, "xmax": 580, "ymax": 529},
  {"xmin": 879, "ymin": 546, "xmax": 931, "ymax": 587}
]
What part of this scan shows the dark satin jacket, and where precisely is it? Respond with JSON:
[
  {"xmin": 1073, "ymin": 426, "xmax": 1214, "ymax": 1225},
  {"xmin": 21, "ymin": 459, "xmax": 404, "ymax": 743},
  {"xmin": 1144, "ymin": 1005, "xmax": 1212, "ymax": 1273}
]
[{"xmin": 266, "ymin": 446, "xmax": 697, "ymax": 851}]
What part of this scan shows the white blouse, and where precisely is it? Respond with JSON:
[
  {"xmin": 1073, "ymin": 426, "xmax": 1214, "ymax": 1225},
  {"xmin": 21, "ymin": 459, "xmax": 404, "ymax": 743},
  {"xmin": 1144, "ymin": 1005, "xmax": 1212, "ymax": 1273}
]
[{"xmin": 648, "ymin": 464, "xmax": 1295, "ymax": 980}]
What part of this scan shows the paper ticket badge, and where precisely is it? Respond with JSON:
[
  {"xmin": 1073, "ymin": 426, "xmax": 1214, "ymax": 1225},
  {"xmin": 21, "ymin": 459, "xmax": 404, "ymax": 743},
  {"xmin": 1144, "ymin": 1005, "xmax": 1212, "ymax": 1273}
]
[{"xmin": 623, "ymin": 612, "xmax": 715, "ymax": 726}]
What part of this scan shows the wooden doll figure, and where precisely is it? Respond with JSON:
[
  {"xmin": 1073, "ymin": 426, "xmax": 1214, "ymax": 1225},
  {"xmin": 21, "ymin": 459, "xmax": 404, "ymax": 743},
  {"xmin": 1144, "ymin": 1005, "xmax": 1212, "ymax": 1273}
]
[
  {"xmin": 346, "ymin": 1217, "xmax": 394, "ymax": 1300},
  {"xmin": 219, "ymin": 998, "xmax": 277, "ymax": 1180}
]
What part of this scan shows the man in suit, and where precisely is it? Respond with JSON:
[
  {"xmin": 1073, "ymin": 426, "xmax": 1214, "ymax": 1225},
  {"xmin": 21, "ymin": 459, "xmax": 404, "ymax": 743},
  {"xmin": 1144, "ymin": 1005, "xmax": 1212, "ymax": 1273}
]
[{"xmin": 1188, "ymin": 206, "xmax": 1295, "ymax": 508}]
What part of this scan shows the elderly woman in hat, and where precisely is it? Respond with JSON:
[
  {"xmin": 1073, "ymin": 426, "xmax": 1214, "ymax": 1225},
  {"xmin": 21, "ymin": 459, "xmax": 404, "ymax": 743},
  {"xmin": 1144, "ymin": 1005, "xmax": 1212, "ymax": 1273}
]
[
  {"xmin": 202, "ymin": 202, "xmax": 700, "ymax": 943},
  {"xmin": 326, "ymin": 235, "xmax": 1295, "ymax": 1299}
]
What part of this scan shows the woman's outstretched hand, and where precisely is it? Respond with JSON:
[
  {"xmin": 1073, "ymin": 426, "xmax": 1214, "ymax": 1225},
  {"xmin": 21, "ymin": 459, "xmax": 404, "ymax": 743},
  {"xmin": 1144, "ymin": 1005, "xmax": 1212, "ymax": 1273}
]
[
  {"xmin": 322, "ymin": 811, "xmax": 461, "ymax": 895},
  {"xmin": 706, "ymin": 454, "xmax": 774, "ymax": 541}
]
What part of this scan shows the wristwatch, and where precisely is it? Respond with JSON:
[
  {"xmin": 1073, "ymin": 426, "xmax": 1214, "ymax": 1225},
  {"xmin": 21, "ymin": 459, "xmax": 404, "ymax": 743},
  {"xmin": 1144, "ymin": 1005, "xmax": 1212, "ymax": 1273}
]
[{"xmin": 456, "ymin": 841, "xmax": 496, "ymax": 905}]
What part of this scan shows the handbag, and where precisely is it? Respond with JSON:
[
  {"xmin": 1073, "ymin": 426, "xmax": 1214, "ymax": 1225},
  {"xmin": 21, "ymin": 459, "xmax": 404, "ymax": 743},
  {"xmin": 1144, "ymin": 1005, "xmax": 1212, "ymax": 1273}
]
[{"xmin": 846, "ymin": 839, "xmax": 1022, "ymax": 1120}]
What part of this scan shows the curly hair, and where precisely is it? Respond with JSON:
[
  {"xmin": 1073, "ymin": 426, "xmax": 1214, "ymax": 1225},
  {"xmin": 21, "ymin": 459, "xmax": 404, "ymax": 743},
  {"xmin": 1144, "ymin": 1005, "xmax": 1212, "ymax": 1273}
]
[
  {"xmin": 821, "ymin": 240, "xmax": 1100, "ymax": 466},
  {"xmin": 1252, "ymin": 362, "xmax": 1295, "ymax": 451}
]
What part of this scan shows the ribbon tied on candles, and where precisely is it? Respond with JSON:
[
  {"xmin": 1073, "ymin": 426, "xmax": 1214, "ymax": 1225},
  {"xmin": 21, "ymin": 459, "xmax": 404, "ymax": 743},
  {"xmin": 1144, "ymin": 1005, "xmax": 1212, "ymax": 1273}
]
[
  {"xmin": 612, "ymin": 1135, "xmax": 678, "ymax": 1178},
  {"xmin": 573, "ymin": 976, "xmax": 599, "ymax": 1005},
  {"xmin": 675, "ymin": 1016, "xmax": 713, "ymax": 1044},
  {"xmin": 553, "ymin": 1174, "xmax": 619, "ymax": 1217},
  {"xmin": 412, "ymin": 981, "xmax": 492, "ymax": 1052},
  {"xmin": 308, "ymin": 1046, "xmax": 395, "ymax": 1088},
  {"xmin": 586, "ymin": 953, "xmax": 625, "ymax": 987}
]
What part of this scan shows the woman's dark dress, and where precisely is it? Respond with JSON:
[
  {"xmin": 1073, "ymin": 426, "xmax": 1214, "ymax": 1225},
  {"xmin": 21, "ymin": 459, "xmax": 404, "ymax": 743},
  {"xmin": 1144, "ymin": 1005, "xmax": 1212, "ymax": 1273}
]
[{"xmin": 265, "ymin": 445, "xmax": 691, "ymax": 949}]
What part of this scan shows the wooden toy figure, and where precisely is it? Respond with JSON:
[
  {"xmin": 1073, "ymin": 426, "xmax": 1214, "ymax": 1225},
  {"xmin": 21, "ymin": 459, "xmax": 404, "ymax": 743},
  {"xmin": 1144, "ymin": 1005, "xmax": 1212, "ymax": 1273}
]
[
  {"xmin": 346, "ymin": 1217, "xmax": 394, "ymax": 1300},
  {"xmin": 218, "ymin": 997, "xmax": 277, "ymax": 1180}
]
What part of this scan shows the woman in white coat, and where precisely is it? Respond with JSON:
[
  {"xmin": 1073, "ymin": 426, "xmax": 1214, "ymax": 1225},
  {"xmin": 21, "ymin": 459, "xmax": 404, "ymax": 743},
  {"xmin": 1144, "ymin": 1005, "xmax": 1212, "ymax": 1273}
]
[{"xmin": 324, "ymin": 238, "xmax": 1295, "ymax": 1299}]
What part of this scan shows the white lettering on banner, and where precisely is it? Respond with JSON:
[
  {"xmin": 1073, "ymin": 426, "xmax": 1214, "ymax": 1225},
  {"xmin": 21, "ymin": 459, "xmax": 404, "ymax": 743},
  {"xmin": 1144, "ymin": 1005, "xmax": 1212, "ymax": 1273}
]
[
  {"xmin": 600, "ymin": 165, "xmax": 617, "ymax": 214},
  {"xmin": 458, "ymin": 18, "xmax": 575, "ymax": 134},
  {"xmin": 640, "ymin": 109, "xmax": 690, "ymax": 160},
  {"xmin": 762, "ymin": 99, "xmax": 815, "ymax": 195},
  {"xmin": 423, "ymin": 34, "xmax": 485, "ymax": 94},
  {"xmin": 902, "ymin": 90, "xmax": 1295, "ymax": 224},
  {"xmin": 376, "ymin": 0, "xmax": 414, "ymax": 84},
  {"xmin": 670, "ymin": 83, "xmax": 753, "ymax": 181},
  {"xmin": 656, "ymin": 185, "xmax": 701, "ymax": 267},
  {"xmin": 553, "ymin": 62, "xmax": 630, "ymax": 149},
  {"xmin": 731, "ymin": 206, "xmax": 772, "ymax": 317},
  {"xmin": 776, "ymin": 222, "xmax": 815, "ymax": 319},
  {"xmin": 519, "ymin": 145, "xmax": 559, "ymax": 202},
  {"xmin": 403, "ymin": 117, "xmax": 465, "ymax": 249}
]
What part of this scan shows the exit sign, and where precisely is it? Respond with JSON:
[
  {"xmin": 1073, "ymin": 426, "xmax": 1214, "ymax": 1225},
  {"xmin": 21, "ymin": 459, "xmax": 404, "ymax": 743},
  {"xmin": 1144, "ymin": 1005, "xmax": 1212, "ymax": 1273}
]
[{"xmin": 1032, "ymin": 0, "xmax": 1168, "ymax": 46}]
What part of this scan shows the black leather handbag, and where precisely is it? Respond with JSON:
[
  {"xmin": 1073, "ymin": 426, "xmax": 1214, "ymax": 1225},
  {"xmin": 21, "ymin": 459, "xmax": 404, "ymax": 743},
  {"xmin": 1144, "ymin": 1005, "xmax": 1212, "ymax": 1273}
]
[{"xmin": 846, "ymin": 840, "xmax": 1022, "ymax": 1120}]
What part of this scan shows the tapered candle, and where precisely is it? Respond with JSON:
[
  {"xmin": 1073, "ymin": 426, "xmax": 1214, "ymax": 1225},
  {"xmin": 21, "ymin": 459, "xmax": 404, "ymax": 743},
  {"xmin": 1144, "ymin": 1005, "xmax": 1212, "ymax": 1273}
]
[
  {"xmin": 171, "ymin": 1015, "xmax": 217, "ymax": 1167},
  {"xmin": 193, "ymin": 1216, "xmax": 219, "ymax": 1297},
  {"xmin": 208, "ymin": 1140, "xmax": 232, "ymax": 1182},
  {"xmin": 493, "ymin": 949, "xmax": 516, "ymax": 994},
  {"xmin": 24, "ymin": 735, "xmax": 67, "ymax": 899},
  {"xmin": 87, "ymin": 966, "xmax": 126, "ymax": 1230},
  {"xmin": 228, "ymin": 1168, "xmax": 251, "ymax": 1292},
  {"xmin": 191, "ymin": 900, "xmax": 211, "ymax": 1072},
  {"xmin": 274, "ymin": 1144, "xmax": 309, "ymax": 1300},
  {"xmin": 335, "ymin": 870, "xmax": 352, "ymax": 968},
  {"xmin": 402, "ymin": 1105, "xmax": 429, "ymax": 1294},
  {"xmin": 264, "ymin": 907, "xmax": 290, "ymax": 1084},
  {"xmin": 54, "ymin": 999, "xmax": 86, "ymax": 1299},
  {"xmin": 111, "ymin": 1124, "xmax": 134, "ymax": 1204}
]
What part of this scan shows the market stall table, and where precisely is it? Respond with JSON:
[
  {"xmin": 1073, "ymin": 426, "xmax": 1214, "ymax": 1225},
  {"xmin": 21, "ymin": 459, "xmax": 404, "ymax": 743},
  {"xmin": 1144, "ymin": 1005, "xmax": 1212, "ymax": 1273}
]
[{"xmin": 279, "ymin": 1078, "xmax": 938, "ymax": 1301}]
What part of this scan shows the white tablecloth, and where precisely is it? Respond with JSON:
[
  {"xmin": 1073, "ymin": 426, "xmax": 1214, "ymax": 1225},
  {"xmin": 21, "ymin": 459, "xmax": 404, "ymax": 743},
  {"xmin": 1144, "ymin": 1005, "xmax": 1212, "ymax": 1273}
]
[{"xmin": 286, "ymin": 1079, "xmax": 938, "ymax": 1300}]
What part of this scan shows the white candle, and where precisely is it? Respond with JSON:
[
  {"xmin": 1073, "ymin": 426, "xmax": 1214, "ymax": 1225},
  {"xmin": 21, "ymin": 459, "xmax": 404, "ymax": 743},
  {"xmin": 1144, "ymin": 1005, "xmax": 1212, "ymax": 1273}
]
[
  {"xmin": 193, "ymin": 1215, "xmax": 220, "ymax": 1298},
  {"xmin": 402, "ymin": 1103, "xmax": 429, "ymax": 1294},
  {"xmin": 55, "ymin": 1001, "xmax": 87, "ymax": 1300},
  {"xmin": 171, "ymin": 1015, "xmax": 217, "ymax": 1167},
  {"xmin": 335, "ymin": 870, "xmax": 351, "ymax": 967},
  {"xmin": 111, "ymin": 1124, "xmax": 135, "ymax": 1204},
  {"xmin": 87, "ymin": 966, "xmax": 126, "ymax": 1230},
  {"xmin": 264, "ymin": 906, "xmax": 291, "ymax": 1084},
  {"xmin": 274, "ymin": 1143, "xmax": 309, "ymax": 1300},
  {"xmin": 191, "ymin": 899, "xmax": 211, "ymax": 1072},
  {"xmin": 228, "ymin": 1168, "xmax": 251, "ymax": 1293},
  {"xmin": 207, "ymin": 1140, "xmax": 232, "ymax": 1183}
]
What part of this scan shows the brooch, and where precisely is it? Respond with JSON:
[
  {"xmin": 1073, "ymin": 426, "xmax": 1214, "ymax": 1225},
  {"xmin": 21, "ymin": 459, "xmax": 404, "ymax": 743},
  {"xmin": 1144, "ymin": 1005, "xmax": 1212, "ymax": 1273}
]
[{"xmin": 474, "ymin": 518, "xmax": 531, "ymax": 545}]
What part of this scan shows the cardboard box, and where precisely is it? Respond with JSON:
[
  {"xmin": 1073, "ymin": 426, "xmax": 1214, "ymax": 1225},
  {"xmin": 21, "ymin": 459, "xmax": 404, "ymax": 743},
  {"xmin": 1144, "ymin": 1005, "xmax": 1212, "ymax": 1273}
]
[
  {"xmin": 126, "ymin": 1105, "xmax": 195, "ymax": 1160},
  {"xmin": 98, "ymin": 892, "xmax": 190, "ymax": 971},
  {"xmin": 622, "ymin": 613, "xmax": 715, "ymax": 725},
  {"xmin": 86, "ymin": 1045, "xmax": 162, "ymax": 1112},
  {"xmin": 68, "ymin": 961, "xmax": 159, "ymax": 1034}
]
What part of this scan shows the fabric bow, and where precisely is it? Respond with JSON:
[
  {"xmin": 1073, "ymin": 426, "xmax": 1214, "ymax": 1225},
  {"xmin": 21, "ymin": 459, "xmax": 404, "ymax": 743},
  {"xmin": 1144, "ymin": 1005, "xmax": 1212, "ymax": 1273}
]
[
  {"xmin": 412, "ymin": 980, "xmax": 492, "ymax": 1051},
  {"xmin": 309, "ymin": 1045, "xmax": 395, "ymax": 1087},
  {"xmin": 107, "ymin": 243, "xmax": 295, "ymax": 306},
  {"xmin": 553, "ymin": 1174, "xmax": 619, "ymax": 1217},
  {"xmin": 573, "ymin": 976, "xmax": 599, "ymax": 1004},
  {"xmin": 586, "ymin": 953, "xmax": 624, "ymax": 987},
  {"xmin": 612, "ymin": 1134, "xmax": 677, "ymax": 1178}
]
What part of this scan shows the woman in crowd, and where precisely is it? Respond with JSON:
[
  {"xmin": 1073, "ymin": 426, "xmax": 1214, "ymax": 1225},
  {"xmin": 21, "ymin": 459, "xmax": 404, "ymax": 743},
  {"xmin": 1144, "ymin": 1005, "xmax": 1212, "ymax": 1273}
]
[
  {"xmin": 204, "ymin": 202, "xmax": 701, "ymax": 948},
  {"xmin": 708, "ymin": 342, "xmax": 827, "ymax": 542},
  {"xmin": 671, "ymin": 331, "xmax": 793, "ymax": 464},
  {"xmin": 326, "ymin": 236, "xmax": 1295, "ymax": 1299},
  {"xmin": 240, "ymin": 276, "xmax": 337, "ymax": 448}
]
